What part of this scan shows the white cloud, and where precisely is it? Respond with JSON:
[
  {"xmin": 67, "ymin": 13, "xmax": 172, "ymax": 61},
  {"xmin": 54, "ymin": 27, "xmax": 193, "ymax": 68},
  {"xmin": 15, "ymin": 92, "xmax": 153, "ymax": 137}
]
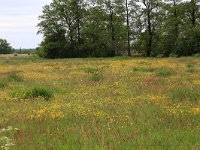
[
  {"xmin": 0, "ymin": 15, "xmax": 38, "ymax": 31},
  {"xmin": 0, "ymin": 0, "xmax": 52, "ymax": 48}
]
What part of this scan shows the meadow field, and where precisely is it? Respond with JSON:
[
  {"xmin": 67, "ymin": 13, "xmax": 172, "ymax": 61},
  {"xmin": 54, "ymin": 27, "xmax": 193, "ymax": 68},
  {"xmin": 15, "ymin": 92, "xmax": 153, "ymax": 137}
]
[{"xmin": 0, "ymin": 56, "xmax": 200, "ymax": 149}]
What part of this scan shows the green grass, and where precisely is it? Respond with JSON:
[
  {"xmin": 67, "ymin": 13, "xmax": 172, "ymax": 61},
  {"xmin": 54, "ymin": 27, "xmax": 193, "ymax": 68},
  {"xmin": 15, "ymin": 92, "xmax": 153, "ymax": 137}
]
[
  {"xmin": 7, "ymin": 74, "xmax": 23, "ymax": 82},
  {"xmin": 90, "ymin": 74, "xmax": 102, "ymax": 81},
  {"xmin": 0, "ymin": 80, "xmax": 7, "ymax": 89},
  {"xmin": 187, "ymin": 64, "xmax": 199, "ymax": 73},
  {"xmin": 133, "ymin": 66, "xmax": 176, "ymax": 77},
  {"xmin": 84, "ymin": 68, "xmax": 100, "ymax": 74},
  {"xmin": 156, "ymin": 68, "xmax": 176, "ymax": 77},
  {"xmin": 133, "ymin": 66, "xmax": 157, "ymax": 72},
  {"xmin": 23, "ymin": 87, "xmax": 53, "ymax": 100},
  {"xmin": 84, "ymin": 67, "xmax": 103, "ymax": 81},
  {"xmin": 171, "ymin": 87, "xmax": 200, "ymax": 102}
]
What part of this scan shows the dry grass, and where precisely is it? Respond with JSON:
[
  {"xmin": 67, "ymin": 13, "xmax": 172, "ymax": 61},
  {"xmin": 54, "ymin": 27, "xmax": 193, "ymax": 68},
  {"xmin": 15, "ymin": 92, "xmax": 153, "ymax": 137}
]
[{"xmin": 0, "ymin": 54, "xmax": 31, "ymax": 58}]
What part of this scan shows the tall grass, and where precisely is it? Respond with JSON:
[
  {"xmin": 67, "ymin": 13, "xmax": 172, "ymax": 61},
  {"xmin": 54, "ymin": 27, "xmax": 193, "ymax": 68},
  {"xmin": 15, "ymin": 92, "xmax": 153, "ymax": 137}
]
[
  {"xmin": 24, "ymin": 87, "xmax": 53, "ymax": 100},
  {"xmin": 7, "ymin": 74, "xmax": 23, "ymax": 82},
  {"xmin": 171, "ymin": 87, "xmax": 200, "ymax": 102},
  {"xmin": 0, "ymin": 80, "xmax": 7, "ymax": 89},
  {"xmin": 0, "ymin": 57, "xmax": 200, "ymax": 149}
]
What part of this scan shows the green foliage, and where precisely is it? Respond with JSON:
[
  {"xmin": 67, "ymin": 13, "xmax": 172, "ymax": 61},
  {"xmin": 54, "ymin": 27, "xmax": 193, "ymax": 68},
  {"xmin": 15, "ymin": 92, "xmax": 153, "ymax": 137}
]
[
  {"xmin": 171, "ymin": 87, "xmax": 200, "ymax": 102},
  {"xmin": 39, "ymin": 41, "xmax": 67, "ymax": 58},
  {"xmin": 37, "ymin": 0, "xmax": 129, "ymax": 58},
  {"xmin": 23, "ymin": 87, "xmax": 53, "ymax": 100},
  {"xmin": 0, "ymin": 38, "xmax": 13, "ymax": 54},
  {"xmin": 14, "ymin": 48, "xmax": 36, "ymax": 55},
  {"xmin": 37, "ymin": 0, "xmax": 200, "ymax": 58}
]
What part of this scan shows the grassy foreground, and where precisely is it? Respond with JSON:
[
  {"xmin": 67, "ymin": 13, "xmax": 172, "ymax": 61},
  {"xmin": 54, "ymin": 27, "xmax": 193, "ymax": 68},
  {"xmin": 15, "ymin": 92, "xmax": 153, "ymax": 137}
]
[{"xmin": 0, "ymin": 57, "xmax": 200, "ymax": 149}]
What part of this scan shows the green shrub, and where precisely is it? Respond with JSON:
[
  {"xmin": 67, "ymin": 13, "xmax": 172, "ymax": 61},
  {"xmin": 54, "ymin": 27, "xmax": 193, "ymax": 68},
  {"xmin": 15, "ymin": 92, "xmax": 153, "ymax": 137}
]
[
  {"xmin": 7, "ymin": 74, "xmax": 23, "ymax": 82},
  {"xmin": 24, "ymin": 87, "xmax": 53, "ymax": 100},
  {"xmin": 171, "ymin": 87, "xmax": 200, "ymax": 102},
  {"xmin": 156, "ymin": 69, "xmax": 176, "ymax": 77}
]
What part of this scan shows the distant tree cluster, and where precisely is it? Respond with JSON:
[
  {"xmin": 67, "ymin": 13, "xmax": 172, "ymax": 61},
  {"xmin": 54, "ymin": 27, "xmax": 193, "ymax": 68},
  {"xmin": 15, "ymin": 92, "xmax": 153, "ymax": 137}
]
[
  {"xmin": 14, "ymin": 48, "xmax": 36, "ymax": 55},
  {"xmin": 38, "ymin": 0, "xmax": 200, "ymax": 58},
  {"xmin": 0, "ymin": 38, "xmax": 13, "ymax": 54}
]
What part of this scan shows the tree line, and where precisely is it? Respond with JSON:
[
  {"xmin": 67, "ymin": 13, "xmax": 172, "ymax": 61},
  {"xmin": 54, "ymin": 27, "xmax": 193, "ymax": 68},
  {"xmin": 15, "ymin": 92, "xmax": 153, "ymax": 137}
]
[
  {"xmin": 0, "ymin": 38, "xmax": 36, "ymax": 55},
  {"xmin": 37, "ymin": 0, "xmax": 200, "ymax": 58}
]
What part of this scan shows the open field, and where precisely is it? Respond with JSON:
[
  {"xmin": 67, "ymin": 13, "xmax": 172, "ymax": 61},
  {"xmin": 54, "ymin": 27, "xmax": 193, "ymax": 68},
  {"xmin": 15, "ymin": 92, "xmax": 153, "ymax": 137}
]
[
  {"xmin": 0, "ymin": 54, "xmax": 31, "ymax": 58},
  {"xmin": 0, "ymin": 57, "xmax": 200, "ymax": 149}
]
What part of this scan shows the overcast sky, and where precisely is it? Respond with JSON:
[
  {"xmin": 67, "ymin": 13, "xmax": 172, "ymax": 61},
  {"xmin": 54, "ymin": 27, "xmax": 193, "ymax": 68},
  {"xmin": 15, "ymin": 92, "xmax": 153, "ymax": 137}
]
[{"xmin": 0, "ymin": 0, "xmax": 52, "ymax": 49}]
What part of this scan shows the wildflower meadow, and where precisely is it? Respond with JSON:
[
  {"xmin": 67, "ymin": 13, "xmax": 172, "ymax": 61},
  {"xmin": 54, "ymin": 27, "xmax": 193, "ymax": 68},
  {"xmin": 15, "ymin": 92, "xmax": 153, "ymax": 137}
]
[{"xmin": 0, "ymin": 56, "xmax": 200, "ymax": 149}]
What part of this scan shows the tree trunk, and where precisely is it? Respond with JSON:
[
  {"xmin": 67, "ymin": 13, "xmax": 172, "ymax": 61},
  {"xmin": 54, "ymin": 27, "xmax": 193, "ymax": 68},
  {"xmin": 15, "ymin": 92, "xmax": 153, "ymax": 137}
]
[
  {"xmin": 76, "ymin": 0, "xmax": 81, "ymax": 46},
  {"xmin": 191, "ymin": 0, "xmax": 196, "ymax": 26},
  {"xmin": 126, "ymin": 0, "xmax": 131, "ymax": 56},
  {"xmin": 109, "ymin": 2, "xmax": 116, "ymax": 56},
  {"xmin": 147, "ymin": 35, "xmax": 152, "ymax": 57},
  {"xmin": 147, "ymin": 9, "xmax": 152, "ymax": 57},
  {"xmin": 173, "ymin": 1, "xmax": 179, "ymax": 40}
]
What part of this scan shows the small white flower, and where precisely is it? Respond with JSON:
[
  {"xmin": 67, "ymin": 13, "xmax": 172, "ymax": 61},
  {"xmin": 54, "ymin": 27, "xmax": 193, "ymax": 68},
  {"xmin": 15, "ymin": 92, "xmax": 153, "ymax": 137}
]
[
  {"xmin": 14, "ymin": 128, "xmax": 19, "ymax": 131},
  {"xmin": 1, "ymin": 128, "xmax": 6, "ymax": 132},
  {"xmin": 0, "ymin": 136, "xmax": 9, "ymax": 140},
  {"xmin": 7, "ymin": 126, "xmax": 12, "ymax": 131}
]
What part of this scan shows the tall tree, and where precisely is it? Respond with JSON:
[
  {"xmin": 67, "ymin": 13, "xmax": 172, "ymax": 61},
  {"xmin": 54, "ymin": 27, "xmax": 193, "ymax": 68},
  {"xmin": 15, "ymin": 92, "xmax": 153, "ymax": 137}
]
[
  {"xmin": 0, "ymin": 39, "xmax": 13, "ymax": 54},
  {"xmin": 37, "ymin": 0, "xmax": 200, "ymax": 58},
  {"xmin": 136, "ymin": 0, "xmax": 163, "ymax": 56},
  {"xmin": 125, "ymin": 0, "xmax": 131, "ymax": 56},
  {"xmin": 104, "ymin": 0, "xmax": 117, "ymax": 56},
  {"xmin": 182, "ymin": 0, "xmax": 200, "ymax": 55}
]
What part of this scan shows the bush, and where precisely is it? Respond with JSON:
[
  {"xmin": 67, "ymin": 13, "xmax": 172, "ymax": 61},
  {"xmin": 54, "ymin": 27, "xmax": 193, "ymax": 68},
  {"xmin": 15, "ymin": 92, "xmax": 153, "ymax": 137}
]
[
  {"xmin": 24, "ymin": 87, "xmax": 53, "ymax": 100},
  {"xmin": 38, "ymin": 41, "xmax": 67, "ymax": 58}
]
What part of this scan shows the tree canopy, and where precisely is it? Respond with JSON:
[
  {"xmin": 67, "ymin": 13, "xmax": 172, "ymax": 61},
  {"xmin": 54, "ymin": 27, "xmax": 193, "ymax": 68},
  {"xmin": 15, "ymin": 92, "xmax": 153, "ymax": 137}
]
[
  {"xmin": 38, "ymin": 0, "xmax": 200, "ymax": 58},
  {"xmin": 0, "ymin": 38, "xmax": 13, "ymax": 54}
]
